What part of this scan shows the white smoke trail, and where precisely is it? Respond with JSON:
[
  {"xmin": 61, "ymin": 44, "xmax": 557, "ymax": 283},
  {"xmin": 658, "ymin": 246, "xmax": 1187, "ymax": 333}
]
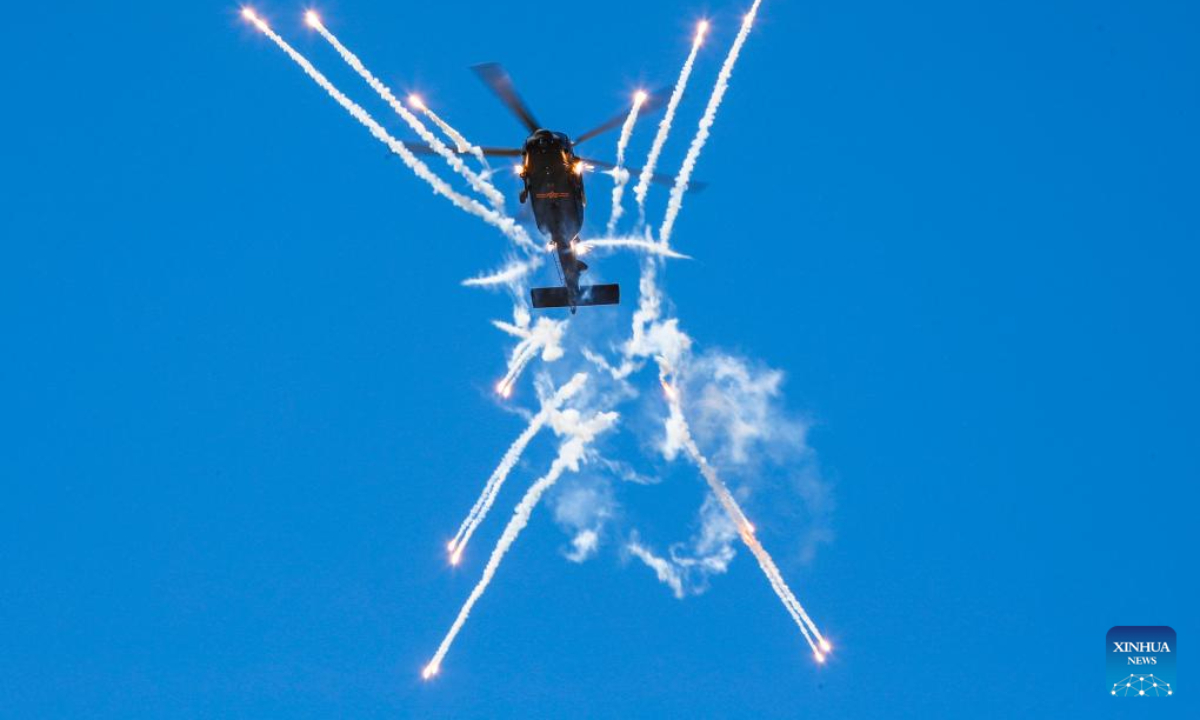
[
  {"xmin": 594, "ymin": 259, "xmax": 670, "ymax": 381},
  {"xmin": 448, "ymin": 373, "xmax": 588, "ymax": 562},
  {"xmin": 633, "ymin": 21, "xmax": 708, "ymax": 227},
  {"xmin": 659, "ymin": 363, "xmax": 830, "ymax": 660},
  {"xmin": 424, "ymin": 404, "xmax": 619, "ymax": 678},
  {"xmin": 241, "ymin": 11, "xmax": 531, "ymax": 250},
  {"xmin": 579, "ymin": 236, "xmax": 691, "ymax": 260},
  {"xmin": 461, "ymin": 259, "xmax": 538, "ymax": 288},
  {"xmin": 492, "ymin": 316, "xmax": 567, "ymax": 398},
  {"xmin": 606, "ymin": 92, "xmax": 648, "ymax": 235},
  {"xmin": 659, "ymin": 2, "xmax": 762, "ymax": 249},
  {"xmin": 410, "ymin": 95, "xmax": 490, "ymax": 169},
  {"xmin": 492, "ymin": 303, "xmax": 531, "ymax": 339},
  {"xmin": 306, "ymin": 14, "xmax": 516, "ymax": 219},
  {"xmin": 629, "ymin": 261, "xmax": 665, "ymax": 348}
]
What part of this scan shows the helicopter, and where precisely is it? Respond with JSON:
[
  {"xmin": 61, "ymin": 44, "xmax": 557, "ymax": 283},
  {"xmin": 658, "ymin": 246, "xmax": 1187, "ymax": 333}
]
[{"xmin": 412, "ymin": 63, "xmax": 702, "ymax": 313}]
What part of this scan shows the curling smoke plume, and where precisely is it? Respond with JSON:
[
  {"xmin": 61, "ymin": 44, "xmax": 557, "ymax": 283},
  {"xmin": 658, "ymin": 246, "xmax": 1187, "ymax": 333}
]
[
  {"xmin": 627, "ymin": 539, "xmax": 686, "ymax": 598},
  {"xmin": 606, "ymin": 91, "xmax": 648, "ymax": 235},
  {"xmin": 589, "ymin": 6, "xmax": 829, "ymax": 660},
  {"xmin": 659, "ymin": 2, "xmax": 761, "ymax": 248},
  {"xmin": 448, "ymin": 373, "xmax": 589, "ymax": 562},
  {"xmin": 624, "ymin": 495, "xmax": 736, "ymax": 598},
  {"xmin": 658, "ymin": 362, "xmax": 828, "ymax": 658},
  {"xmin": 616, "ymin": 254, "xmax": 830, "ymax": 659},
  {"xmin": 424, "ymin": 401, "xmax": 619, "ymax": 678},
  {"xmin": 242, "ymin": 10, "xmax": 531, "ymax": 250},
  {"xmin": 633, "ymin": 21, "xmax": 708, "ymax": 226}
]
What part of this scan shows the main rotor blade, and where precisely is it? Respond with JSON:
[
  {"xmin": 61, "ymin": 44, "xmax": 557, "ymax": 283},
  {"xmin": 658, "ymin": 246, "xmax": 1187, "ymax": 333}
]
[
  {"xmin": 581, "ymin": 157, "xmax": 707, "ymax": 193},
  {"xmin": 574, "ymin": 86, "xmax": 672, "ymax": 146},
  {"xmin": 404, "ymin": 142, "xmax": 524, "ymax": 157},
  {"xmin": 471, "ymin": 63, "xmax": 541, "ymax": 134}
]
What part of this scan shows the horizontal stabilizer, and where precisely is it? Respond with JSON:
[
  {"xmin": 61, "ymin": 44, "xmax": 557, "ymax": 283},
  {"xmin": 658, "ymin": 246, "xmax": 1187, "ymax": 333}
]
[{"xmin": 531, "ymin": 284, "xmax": 620, "ymax": 309}]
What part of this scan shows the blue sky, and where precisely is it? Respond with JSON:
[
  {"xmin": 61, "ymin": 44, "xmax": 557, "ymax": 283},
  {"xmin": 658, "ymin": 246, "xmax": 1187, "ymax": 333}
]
[{"xmin": 2, "ymin": 0, "xmax": 1198, "ymax": 717}]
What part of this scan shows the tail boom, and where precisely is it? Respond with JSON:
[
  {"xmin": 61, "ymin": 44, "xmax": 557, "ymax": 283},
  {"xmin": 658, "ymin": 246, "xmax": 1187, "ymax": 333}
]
[{"xmin": 531, "ymin": 283, "xmax": 620, "ymax": 310}]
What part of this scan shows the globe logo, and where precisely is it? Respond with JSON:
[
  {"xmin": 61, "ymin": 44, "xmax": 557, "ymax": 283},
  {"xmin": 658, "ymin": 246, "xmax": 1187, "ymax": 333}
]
[
  {"xmin": 1111, "ymin": 674, "xmax": 1172, "ymax": 697},
  {"xmin": 1107, "ymin": 626, "xmax": 1176, "ymax": 699}
]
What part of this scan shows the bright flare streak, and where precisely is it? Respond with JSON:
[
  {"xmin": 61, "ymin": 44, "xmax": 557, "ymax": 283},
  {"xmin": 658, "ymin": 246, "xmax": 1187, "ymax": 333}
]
[
  {"xmin": 425, "ymin": 406, "xmax": 617, "ymax": 676},
  {"xmin": 242, "ymin": 7, "xmax": 257, "ymax": 21},
  {"xmin": 242, "ymin": 15, "xmax": 528, "ymax": 249},
  {"xmin": 408, "ymin": 93, "xmax": 425, "ymax": 109},
  {"xmin": 632, "ymin": 19, "xmax": 708, "ymax": 226},
  {"xmin": 661, "ymin": 379, "xmax": 678, "ymax": 401},
  {"xmin": 307, "ymin": 18, "xmax": 521, "ymax": 223},
  {"xmin": 495, "ymin": 341, "xmax": 538, "ymax": 398},
  {"xmin": 659, "ymin": 0, "xmax": 762, "ymax": 249},
  {"xmin": 304, "ymin": 10, "xmax": 319, "ymax": 27},
  {"xmin": 447, "ymin": 373, "xmax": 588, "ymax": 560},
  {"xmin": 605, "ymin": 91, "xmax": 648, "ymax": 235},
  {"xmin": 422, "ymin": 664, "xmax": 438, "ymax": 680},
  {"xmin": 660, "ymin": 360, "xmax": 829, "ymax": 656},
  {"xmin": 820, "ymin": 639, "xmax": 833, "ymax": 653}
]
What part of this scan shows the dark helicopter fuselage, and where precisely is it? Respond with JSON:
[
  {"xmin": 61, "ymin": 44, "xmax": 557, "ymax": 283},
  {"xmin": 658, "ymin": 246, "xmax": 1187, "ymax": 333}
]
[
  {"xmin": 518, "ymin": 129, "xmax": 589, "ymax": 307},
  {"xmin": 417, "ymin": 62, "xmax": 695, "ymax": 311}
]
